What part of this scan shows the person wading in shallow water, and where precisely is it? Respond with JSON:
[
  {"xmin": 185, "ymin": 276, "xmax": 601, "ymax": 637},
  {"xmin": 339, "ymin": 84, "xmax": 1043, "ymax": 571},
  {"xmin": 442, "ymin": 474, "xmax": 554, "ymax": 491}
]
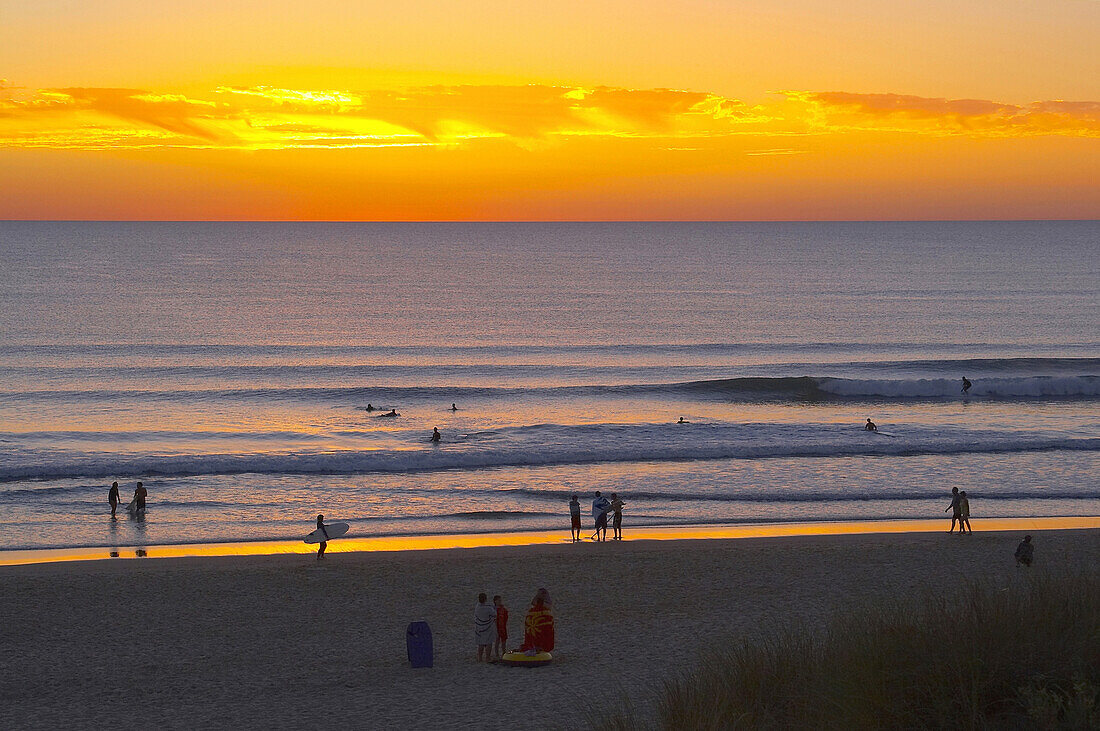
[
  {"xmin": 315, "ymin": 514, "xmax": 330, "ymax": 560},
  {"xmin": 108, "ymin": 481, "xmax": 120, "ymax": 518}
]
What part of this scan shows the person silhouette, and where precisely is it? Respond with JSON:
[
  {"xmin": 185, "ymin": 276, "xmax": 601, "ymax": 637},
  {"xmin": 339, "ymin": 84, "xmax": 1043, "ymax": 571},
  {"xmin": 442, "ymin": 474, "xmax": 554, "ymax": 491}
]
[
  {"xmin": 315, "ymin": 513, "xmax": 330, "ymax": 560},
  {"xmin": 1015, "ymin": 535, "xmax": 1033, "ymax": 566},
  {"xmin": 945, "ymin": 487, "xmax": 962, "ymax": 532},
  {"xmin": 865, "ymin": 418, "xmax": 877, "ymax": 432},
  {"xmin": 431, "ymin": 427, "xmax": 441, "ymax": 442},
  {"xmin": 962, "ymin": 377, "xmax": 972, "ymax": 394}
]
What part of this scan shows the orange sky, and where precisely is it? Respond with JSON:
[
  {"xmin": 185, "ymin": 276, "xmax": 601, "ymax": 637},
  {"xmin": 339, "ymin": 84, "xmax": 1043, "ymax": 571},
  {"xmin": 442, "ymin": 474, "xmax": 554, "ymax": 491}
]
[{"xmin": 2, "ymin": 0, "xmax": 1098, "ymax": 220}]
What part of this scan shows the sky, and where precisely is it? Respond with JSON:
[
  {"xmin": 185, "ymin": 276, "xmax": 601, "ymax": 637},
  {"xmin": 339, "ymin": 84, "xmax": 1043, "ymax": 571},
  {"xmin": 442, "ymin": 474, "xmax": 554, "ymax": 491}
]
[{"xmin": 1, "ymin": 0, "xmax": 1098, "ymax": 220}]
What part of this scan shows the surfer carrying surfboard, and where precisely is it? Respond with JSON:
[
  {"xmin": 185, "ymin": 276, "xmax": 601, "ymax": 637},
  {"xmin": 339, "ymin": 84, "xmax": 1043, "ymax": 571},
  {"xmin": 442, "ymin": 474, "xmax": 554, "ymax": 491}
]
[{"xmin": 315, "ymin": 514, "xmax": 329, "ymax": 559}]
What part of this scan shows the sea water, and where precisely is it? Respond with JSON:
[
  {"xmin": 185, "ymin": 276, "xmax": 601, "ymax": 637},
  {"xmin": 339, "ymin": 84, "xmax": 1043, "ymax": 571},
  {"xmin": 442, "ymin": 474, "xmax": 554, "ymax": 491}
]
[{"xmin": 0, "ymin": 221, "xmax": 1096, "ymax": 550}]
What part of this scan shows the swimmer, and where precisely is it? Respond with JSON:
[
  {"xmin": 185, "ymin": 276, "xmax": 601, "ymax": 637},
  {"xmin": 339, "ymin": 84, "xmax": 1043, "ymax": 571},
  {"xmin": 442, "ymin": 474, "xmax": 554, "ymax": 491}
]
[
  {"xmin": 365, "ymin": 403, "xmax": 375, "ymax": 412},
  {"xmin": 431, "ymin": 427, "xmax": 441, "ymax": 442},
  {"xmin": 865, "ymin": 418, "xmax": 877, "ymax": 432}
]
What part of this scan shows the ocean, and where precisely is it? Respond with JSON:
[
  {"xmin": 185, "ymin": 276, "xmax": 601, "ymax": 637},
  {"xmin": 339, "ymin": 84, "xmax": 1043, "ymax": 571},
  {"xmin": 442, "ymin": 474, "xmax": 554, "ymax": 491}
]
[{"xmin": 0, "ymin": 221, "xmax": 1097, "ymax": 551}]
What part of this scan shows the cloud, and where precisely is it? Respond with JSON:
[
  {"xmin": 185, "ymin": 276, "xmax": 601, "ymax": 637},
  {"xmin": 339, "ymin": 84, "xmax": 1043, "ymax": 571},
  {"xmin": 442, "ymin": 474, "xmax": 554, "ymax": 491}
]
[{"xmin": 0, "ymin": 83, "xmax": 1096, "ymax": 151}]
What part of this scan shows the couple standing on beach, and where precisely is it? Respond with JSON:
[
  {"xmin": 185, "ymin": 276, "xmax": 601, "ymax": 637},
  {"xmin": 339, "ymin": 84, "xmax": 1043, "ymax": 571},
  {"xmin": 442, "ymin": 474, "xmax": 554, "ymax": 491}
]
[
  {"xmin": 570, "ymin": 492, "xmax": 625, "ymax": 542},
  {"xmin": 946, "ymin": 487, "xmax": 972, "ymax": 533}
]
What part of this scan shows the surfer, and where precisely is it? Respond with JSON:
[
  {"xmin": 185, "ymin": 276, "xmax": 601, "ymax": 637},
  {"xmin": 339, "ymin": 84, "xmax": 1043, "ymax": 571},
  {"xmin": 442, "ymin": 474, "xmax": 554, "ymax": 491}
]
[
  {"xmin": 431, "ymin": 427, "xmax": 441, "ymax": 442},
  {"xmin": 591, "ymin": 491, "xmax": 611, "ymax": 542},
  {"xmin": 864, "ymin": 418, "xmax": 877, "ymax": 432},
  {"xmin": 1015, "ymin": 535, "xmax": 1034, "ymax": 566},
  {"xmin": 450, "ymin": 403, "xmax": 458, "ymax": 411},
  {"xmin": 380, "ymin": 409, "xmax": 399, "ymax": 417},
  {"xmin": 365, "ymin": 403, "xmax": 375, "ymax": 412},
  {"xmin": 945, "ymin": 487, "xmax": 962, "ymax": 532},
  {"xmin": 962, "ymin": 377, "xmax": 972, "ymax": 394},
  {"xmin": 474, "ymin": 593, "xmax": 497, "ymax": 662},
  {"xmin": 610, "ymin": 493, "xmax": 625, "ymax": 540},
  {"xmin": 108, "ymin": 481, "xmax": 120, "ymax": 518},
  {"xmin": 569, "ymin": 495, "xmax": 582, "ymax": 542},
  {"xmin": 677, "ymin": 417, "xmax": 689, "ymax": 424},
  {"xmin": 315, "ymin": 513, "xmax": 329, "ymax": 559}
]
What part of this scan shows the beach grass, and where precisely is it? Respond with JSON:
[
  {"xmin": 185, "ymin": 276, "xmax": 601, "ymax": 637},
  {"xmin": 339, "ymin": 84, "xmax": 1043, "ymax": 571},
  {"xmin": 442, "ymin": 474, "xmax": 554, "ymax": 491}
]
[{"xmin": 593, "ymin": 569, "xmax": 1100, "ymax": 730}]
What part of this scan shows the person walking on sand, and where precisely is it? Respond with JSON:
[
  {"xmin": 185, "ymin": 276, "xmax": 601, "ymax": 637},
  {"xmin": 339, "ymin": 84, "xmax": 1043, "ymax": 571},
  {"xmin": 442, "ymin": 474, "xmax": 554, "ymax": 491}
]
[
  {"xmin": 569, "ymin": 494, "xmax": 582, "ymax": 543},
  {"xmin": 474, "ymin": 593, "xmax": 496, "ymax": 662},
  {"xmin": 108, "ymin": 481, "xmax": 121, "ymax": 518},
  {"xmin": 962, "ymin": 377, "xmax": 972, "ymax": 394},
  {"xmin": 958, "ymin": 491, "xmax": 972, "ymax": 533},
  {"xmin": 493, "ymin": 595, "xmax": 508, "ymax": 660},
  {"xmin": 592, "ymin": 491, "xmax": 611, "ymax": 541},
  {"xmin": 315, "ymin": 513, "xmax": 330, "ymax": 560},
  {"xmin": 610, "ymin": 493, "xmax": 625, "ymax": 541},
  {"xmin": 945, "ymin": 487, "xmax": 962, "ymax": 532},
  {"xmin": 1015, "ymin": 535, "xmax": 1034, "ymax": 566}
]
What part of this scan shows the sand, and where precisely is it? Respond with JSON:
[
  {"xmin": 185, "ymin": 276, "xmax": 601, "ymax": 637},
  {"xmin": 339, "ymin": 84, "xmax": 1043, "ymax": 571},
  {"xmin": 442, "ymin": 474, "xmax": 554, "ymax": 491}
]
[{"xmin": 2, "ymin": 528, "xmax": 1098, "ymax": 730}]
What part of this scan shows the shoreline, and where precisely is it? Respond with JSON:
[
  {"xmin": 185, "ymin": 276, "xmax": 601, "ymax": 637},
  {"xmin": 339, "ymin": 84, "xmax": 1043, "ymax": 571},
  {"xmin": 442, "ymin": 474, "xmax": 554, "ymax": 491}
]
[{"xmin": 3, "ymin": 515, "xmax": 1097, "ymax": 567}]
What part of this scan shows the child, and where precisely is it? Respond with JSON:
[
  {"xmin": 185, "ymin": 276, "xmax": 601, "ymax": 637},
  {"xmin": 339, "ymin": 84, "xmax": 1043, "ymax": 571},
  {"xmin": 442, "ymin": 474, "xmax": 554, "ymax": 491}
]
[
  {"xmin": 569, "ymin": 495, "xmax": 581, "ymax": 542},
  {"xmin": 493, "ymin": 595, "xmax": 508, "ymax": 660},
  {"xmin": 610, "ymin": 493, "xmax": 625, "ymax": 540},
  {"xmin": 474, "ymin": 592, "xmax": 496, "ymax": 662}
]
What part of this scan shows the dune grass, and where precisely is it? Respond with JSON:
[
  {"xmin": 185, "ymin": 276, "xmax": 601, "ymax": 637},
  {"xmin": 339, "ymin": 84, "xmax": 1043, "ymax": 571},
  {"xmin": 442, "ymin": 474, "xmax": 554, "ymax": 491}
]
[{"xmin": 594, "ymin": 571, "xmax": 1099, "ymax": 730}]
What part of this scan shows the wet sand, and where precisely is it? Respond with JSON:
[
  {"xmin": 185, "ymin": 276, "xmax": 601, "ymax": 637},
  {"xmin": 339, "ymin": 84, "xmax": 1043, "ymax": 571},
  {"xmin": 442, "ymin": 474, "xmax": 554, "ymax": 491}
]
[{"xmin": 2, "ymin": 527, "xmax": 1097, "ymax": 730}]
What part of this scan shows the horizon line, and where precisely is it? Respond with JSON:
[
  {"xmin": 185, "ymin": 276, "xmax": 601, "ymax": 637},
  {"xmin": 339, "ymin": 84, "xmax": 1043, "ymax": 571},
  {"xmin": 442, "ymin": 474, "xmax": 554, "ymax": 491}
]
[{"xmin": 2, "ymin": 218, "xmax": 1098, "ymax": 224}]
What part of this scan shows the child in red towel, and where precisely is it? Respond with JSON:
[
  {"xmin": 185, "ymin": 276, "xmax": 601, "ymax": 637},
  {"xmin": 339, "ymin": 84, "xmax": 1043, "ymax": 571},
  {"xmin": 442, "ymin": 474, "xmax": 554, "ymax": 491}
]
[{"xmin": 493, "ymin": 595, "xmax": 508, "ymax": 660}]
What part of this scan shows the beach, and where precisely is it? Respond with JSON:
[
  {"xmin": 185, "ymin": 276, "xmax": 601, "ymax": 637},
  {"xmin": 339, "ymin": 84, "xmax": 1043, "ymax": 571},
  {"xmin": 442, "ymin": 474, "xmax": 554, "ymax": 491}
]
[{"xmin": 3, "ymin": 527, "xmax": 1097, "ymax": 730}]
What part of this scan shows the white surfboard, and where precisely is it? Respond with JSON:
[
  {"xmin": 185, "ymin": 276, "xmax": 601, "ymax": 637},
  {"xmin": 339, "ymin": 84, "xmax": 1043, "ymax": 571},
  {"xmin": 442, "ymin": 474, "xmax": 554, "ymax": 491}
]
[{"xmin": 304, "ymin": 522, "xmax": 350, "ymax": 544}]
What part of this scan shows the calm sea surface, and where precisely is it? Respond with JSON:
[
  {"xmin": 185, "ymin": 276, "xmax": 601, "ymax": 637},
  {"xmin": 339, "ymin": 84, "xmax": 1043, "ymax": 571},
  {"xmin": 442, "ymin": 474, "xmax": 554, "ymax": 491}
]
[{"xmin": 0, "ymin": 222, "xmax": 1097, "ymax": 550}]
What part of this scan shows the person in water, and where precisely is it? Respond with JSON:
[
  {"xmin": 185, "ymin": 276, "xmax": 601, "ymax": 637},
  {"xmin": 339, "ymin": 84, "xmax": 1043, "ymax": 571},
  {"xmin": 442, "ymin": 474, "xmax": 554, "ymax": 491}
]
[
  {"xmin": 945, "ymin": 487, "xmax": 962, "ymax": 532},
  {"xmin": 592, "ymin": 491, "xmax": 611, "ymax": 541},
  {"xmin": 134, "ymin": 482, "xmax": 147, "ymax": 514},
  {"xmin": 865, "ymin": 418, "xmax": 877, "ymax": 432},
  {"xmin": 962, "ymin": 377, "xmax": 972, "ymax": 394},
  {"xmin": 381, "ymin": 409, "xmax": 398, "ymax": 417},
  {"xmin": 958, "ymin": 491, "xmax": 972, "ymax": 533},
  {"xmin": 450, "ymin": 403, "xmax": 458, "ymax": 411},
  {"xmin": 1015, "ymin": 535, "xmax": 1034, "ymax": 566},
  {"xmin": 493, "ymin": 595, "xmax": 508, "ymax": 660},
  {"xmin": 365, "ymin": 403, "xmax": 375, "ymax": 412},
  {"xmin": 431, "ymin": 427, "xmax": 441, "ymax": 442},
  {"xmin": 569, "ymin": 495, "xmax": 582, "ymax": 542},
  {"xmin": 474, "ymin": 593, "xmax": 496, "ymax": 662},
  {"xmin": 520, "ymin": 588, "xmax": 554, "ymax": 653},
  {"xmin": 677, "ymin": 417, "xmax": 689, "ymax": 424},
  {"xmin": 315, "ymin": 513, "xmax": 329, "ymax": 560},
  {"xmin": 108, "ymin": 481, "xmax": 120, "ymax": 518},
  {"xmin": 610, "ymin": 493, "xmax": 625, "ymax": 541}
]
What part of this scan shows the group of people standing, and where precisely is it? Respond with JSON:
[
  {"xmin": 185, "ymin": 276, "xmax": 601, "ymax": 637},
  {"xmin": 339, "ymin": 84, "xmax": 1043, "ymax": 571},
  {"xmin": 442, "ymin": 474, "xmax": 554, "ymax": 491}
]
[
  {"xmin": 474, "ymin": 588, "xmax": 554, "ymax": 661},
  {"xmin": 107, "ymin": 481, "xmax": 147, "ymax": 518},
  {"xmin": 569, "ymin": 492, "xmax": 625, "ymax": 542}
]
